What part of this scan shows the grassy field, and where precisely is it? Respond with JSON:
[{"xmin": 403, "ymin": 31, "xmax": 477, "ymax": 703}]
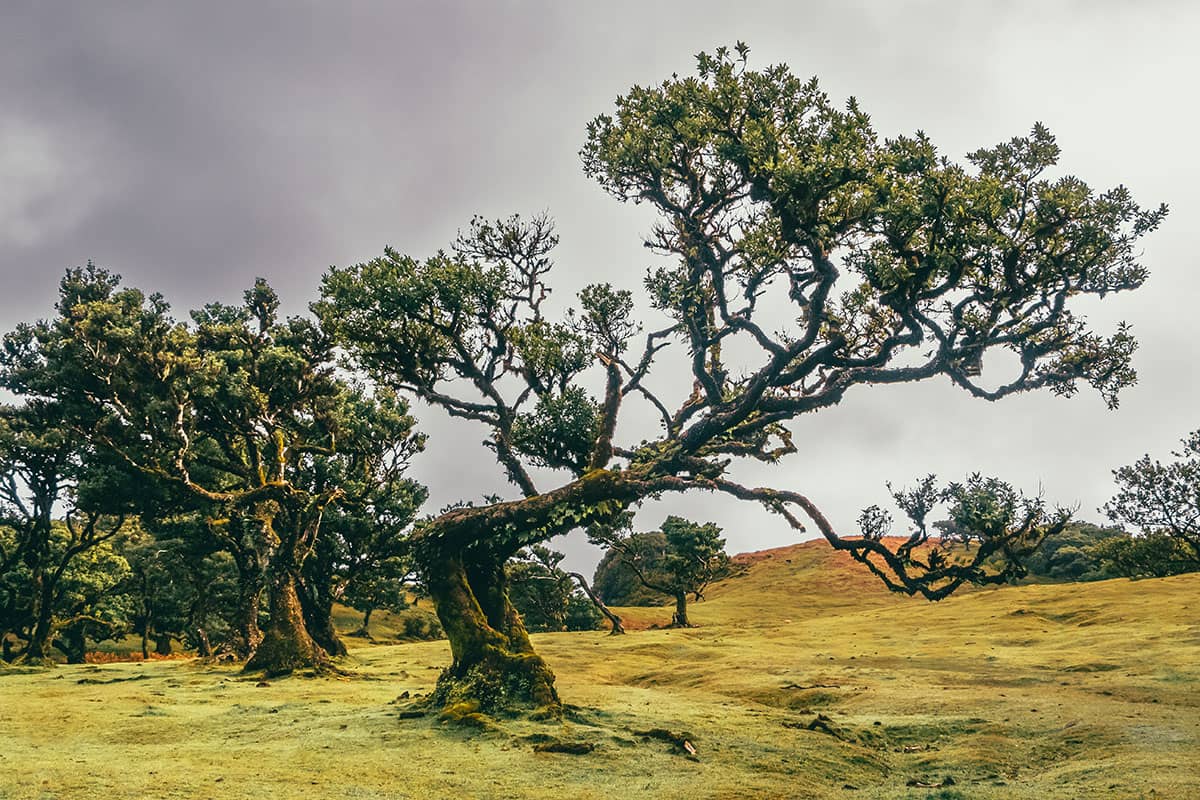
[{"xmin": 1, "ymin": 540, "xmax": 1197, "ymax": 799}]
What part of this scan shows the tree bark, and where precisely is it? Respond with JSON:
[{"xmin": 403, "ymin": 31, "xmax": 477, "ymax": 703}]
[
  {"xmin": 297, "ymin": 574, "xmax": 348, "ymax": 658},
  {"xmin": 19, "ymin": 572, "xmax": 55, "ymax": 665},
  {"xmin": 154, "ymin": 633, "xmax": 172, "ymax": 656},
  {"xmin": 193, "ymin": 627, "xmax": 213, "ymax": 658},
  {"xmin": 244, "ymin": 569, "xmax": 330, "ymax": 675},
  {"xmin": 227, "ymin": 565, "xmax": 264, "ymax": 659},
  {"xmin": 425, "ymin": 551, "xmax": 560, "ymax": 717},
  {"xmin": 671, "ymin": 592, "xmax": 691, "ymax": 627}
]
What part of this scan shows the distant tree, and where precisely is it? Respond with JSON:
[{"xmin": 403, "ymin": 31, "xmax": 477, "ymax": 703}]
[
  {"xmin": 1104, "ymin": 430, "xmax": 1200, "ymax": 573},
  {"xmin": 142, "ymin": 517, "xmax": 241, "ymax": 657},
  {"xmin": 507, "ymin": 546, "xmax": 605, "ymax": 633},
  {"xmin": 299, "ymin": 432, "xmax": 426, "ymax": 650},
  {"xmin": 1090, "ymin": 532, "xmax": 1195, "ymax": 578},
  {"xmin": 342, "ymin": 556, "xmax": 412, "ymax": 637},
  {"xmin": 49, "ymin": 534, "xmax": 133, "ymax": 663},
  {"xmin": 591, "ymin": 516, "xmax": 729, "ymax": 627},
  {"xmin": 591, "ymin": 532, "xmax": 672, "ymax": 606},
  {"xmin": 1021, "ymin": 522, "xmax": 1127, "ymax": 581},
  {"xmin": 562, "ymin": 593, "xmax": 604, "ymax": 632},
  {"xmin": 316, "ymin": 44, "xmax": 1163, "ymax": 715},
  {"xmin": 872, "ymin": 474, "xmax": 1072, "ymax": 595},
  {"xmin": 508, "ymin": 546, "xmax": 574, "ymax": 632}
]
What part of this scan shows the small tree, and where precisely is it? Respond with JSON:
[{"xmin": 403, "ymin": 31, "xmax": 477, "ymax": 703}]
[
  {"xmin": 1090, "ymin": 533, "xmax": 1195, "ymax": 579},
  {"xmin": 508, "ymin": 547, "xmax": 573, "ymax": 632},
  {"xmin": 342, "ymin": 557, "xmax": 414, "ymax": 638},
  {"xmin": 508, "ymin": 547, "xmax": 607, "ymax": 633},
  {"xmin": 1104, "ymin": 430, "xmax": 1200, "ymax": 571},
  {"xmin": 591, "ymin": 532, "xmax": 672, "ymax": 606},
  {"xmin": 869, "ymin": 474, "xmax": 1072, "ymax": 597},
  {"xmin": 592, "ymin": 516, "xmax": 729, "ymax": 627}
]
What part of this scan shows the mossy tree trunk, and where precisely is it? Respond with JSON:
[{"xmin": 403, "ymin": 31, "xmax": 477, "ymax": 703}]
[
  {"xmin": 425, "ymin": 550, "xmax": 560, "ymax": 717},
  {"xmin": 20, "ymin": 570, "xmax": 55, "ymax": 665},
  {"xmin": 298, "ymin": 572, "xmax": 348, "ymax": 658},
  {"xmin": 241, "ymin": 505, "xmax": 336, "ymax": 674},
  {"xmin": 228, "ymin": 553, "xmax": 265, "ymax": 659},
  {"xmin": 244, "ymin": 566, "xmax": 329, "ymax": 674}
]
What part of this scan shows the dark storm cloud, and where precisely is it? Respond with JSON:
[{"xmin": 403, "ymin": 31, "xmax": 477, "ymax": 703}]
[
  {"xmin": 2, "ymin": 1, "xmax": 1198, "ymax": 576},
  {"xmin": 0, "ymin": 3, "xmax": 571, "ymax": 313}
]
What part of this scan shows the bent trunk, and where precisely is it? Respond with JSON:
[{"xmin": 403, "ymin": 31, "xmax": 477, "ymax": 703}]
[
  {"xmin": 426, "ymin": 551, "xmax": 559, "ymax": 717},
  {"xmin": 244, "ymin": 570, "xmax": 329, "ymax": 674},
  {"xmin": 568, "ymin": 572, "xmax": 624, "ymax": 635},
  {"xmin": 52, "ymin": 626, "xmax": 86, "ymax": 664}
]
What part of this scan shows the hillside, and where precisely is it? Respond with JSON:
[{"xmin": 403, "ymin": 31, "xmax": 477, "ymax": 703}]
[{"xmin": 1, "ymin": 540, "xmax": 1197, "ymax": 799}]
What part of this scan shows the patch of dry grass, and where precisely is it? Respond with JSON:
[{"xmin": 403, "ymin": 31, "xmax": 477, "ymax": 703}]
[{"xmin": 1, "ymin": 540, "xmax": 1197, "ymax": 799}]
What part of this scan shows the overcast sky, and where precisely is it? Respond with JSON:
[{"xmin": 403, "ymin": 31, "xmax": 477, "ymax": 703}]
[{"xmin": 2, "ymin": 2, "xmax": 1197, "ymax": 576}]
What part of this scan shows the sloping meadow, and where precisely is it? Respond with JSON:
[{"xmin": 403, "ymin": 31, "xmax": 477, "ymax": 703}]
[{"xmin": 1, "ymin": 540, "xmax": 1197, "ymax": 799}]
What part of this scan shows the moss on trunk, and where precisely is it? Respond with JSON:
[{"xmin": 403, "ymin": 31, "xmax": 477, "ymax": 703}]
[
  {"xmin": 244, "ymin": 570, "xmax": 330, "ymax": 675},
  {"xmin": 426, "ymin": 552, "xmax": 560, "ymax": 718}
]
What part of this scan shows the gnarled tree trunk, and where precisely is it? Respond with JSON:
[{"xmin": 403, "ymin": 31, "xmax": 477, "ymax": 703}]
[
  {"xmin": 425, "ymin": 550, "xmax": 559, "ymax": 717},
  {"xmin": 52, "ymin": 626, "xmax": 86, "ymax": 664},
  {"xmin": 19, "ymin": 571, "xmax": 55, "ymax": 665},
  {"xmin": 227, "ymin": 554, "xmax": 265, "ymax": 659},
  {"xmin": 298, "ymin": 573, "xmax": 348, "ymax": 658},
  {"xmin": 244, "ymin": 568, "xmax": 329, "ymax": 674}
]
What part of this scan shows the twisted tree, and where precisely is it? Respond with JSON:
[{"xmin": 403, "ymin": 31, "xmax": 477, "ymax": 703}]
[
  {"xmin": 4, "ymin": 268, "xmax": 424, "ymax": 674},
  {"xmin": 316, "ymin": 45, "xmax": 1164, "ymax": 716}
]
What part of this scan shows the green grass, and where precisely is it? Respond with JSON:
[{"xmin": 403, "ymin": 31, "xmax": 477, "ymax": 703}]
[{"xmin": 1, "ymin": 540, "xmax": 1197, "ymax": 799}]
